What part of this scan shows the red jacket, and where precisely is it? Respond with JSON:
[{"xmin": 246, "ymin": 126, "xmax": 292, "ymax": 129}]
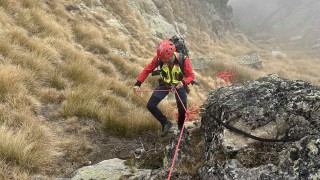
[{"xmin": 135, "ymin": 55, "xmax": 195, "ymax": 86}]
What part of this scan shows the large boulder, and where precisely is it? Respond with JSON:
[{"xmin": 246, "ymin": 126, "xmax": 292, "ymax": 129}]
[{"xmin": 200, "ymin": 74, "xmax": 320, "ymax": 179}]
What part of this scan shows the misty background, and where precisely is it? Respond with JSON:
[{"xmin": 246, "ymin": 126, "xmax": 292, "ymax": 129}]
[{"xmin": 228, "ymin": 0, "xmax": 320, "ymax": 52}]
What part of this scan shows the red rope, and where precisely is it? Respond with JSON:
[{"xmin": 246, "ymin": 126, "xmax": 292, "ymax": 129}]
[
  {"xmin": 134, "ymin": 88, "xmax": 199, "ymax": 180},
  {"xmin": 167, "ymin": 90, "xmax": 188, "ymax": 180},
  {"xmin": 217, "ymin": 69, "xmax": 235, "ymax": 84}
]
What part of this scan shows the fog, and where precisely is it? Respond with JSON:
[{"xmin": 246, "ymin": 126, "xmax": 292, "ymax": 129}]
[{"xmin": 228, "ymin": 0, "xmax": 320, "ymax": 36}]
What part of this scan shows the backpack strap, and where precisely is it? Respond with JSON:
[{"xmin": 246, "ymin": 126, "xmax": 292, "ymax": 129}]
[
  {"xmin": 157, "ymin": 54, "xmax": 185, "ymax": 74},
  {"xmin": 157, "ymin": 58, "xmax": 163, "ymax": 69},
  {"xmin": 177, "ymin": 53, "xmax": 186, "ymax": 76}
]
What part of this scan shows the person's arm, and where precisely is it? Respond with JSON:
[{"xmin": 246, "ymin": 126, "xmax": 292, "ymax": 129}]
[
  {"xmin": 182, "ymin": 57, "xmax": 194, "ymax": 85},
  {"xmin": 134, "ymin": 56, "xmax": 158, "ymax": 87}
]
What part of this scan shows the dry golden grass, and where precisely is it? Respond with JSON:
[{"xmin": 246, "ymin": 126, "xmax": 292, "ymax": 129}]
[
  {"xmin": 0, "ymin": 7, "xmax": 13, "ymax": 26},
  {"xmin": 48, "ymin": 1, "xmax": 71, "ymax": 21},
  {"xmin": 0, "ymin": 160, "xmax": 31, "ymax": 180},
  {"xmin": 15, "ymin": 8, "xmax": 65, "ymax": 38},
  {"xmin": 0, "ymin": 0, "xmax": 12, "ymax": 10},
  {"xmin": 106, "ymin": 54, "xmax": 126, "ymax": 70},
  {"xmin": 72, "ymin": 21, "xmax": 109, "ymax": 54},
  {"xmin": 47, "ymin": 38, "xmax": 82, "ymax": 62},
  {"xmin": 100, "ymin": 105, "xmax": 158, "ymax": 137},
  {"xmin": 108, "ymin": 34, "xmax": 129, "ymax": 52},
  {"xmin": 48, "ymin": 70, "xmax": 69, "ymax": 90},
  {"xmin": 0, "ymin": 38, "xmax": 13, "ymax": 58},
  {"xmin": 263, "ymin": 57, "xmax": 320, "ymax": 86},
  {"xmin": 0, "ymin": 122, "xmax": 57, "ymax": 172},
  {"xmin": 39, "ymin": 88, "xmax": 65, "ymax": 104},
  {"xmin": 0, "ymin": 64, "xmax": 29, "ymax": 100},
  {"xmin": 61, "ymin": 85, "xmax": 102, "ymax": 119},
  {"xmin": 9, "ymin": 51, "xmax": 53, "ymax": 82},
  {"xmin": 19, "ymin": 0, "xmax": 42, "ymax": 8},
  {"xmin": 62, "ymin": 57, "xmax": 101, "ymax": 85},
  {"xmin": 216, "ymin": 37, "xmax": 259, "ymax": 58},
  {"xmin": 152, "ymin": 1, "xmax": 174, "ymax": 24},
  {"xmin": 97, "ymin": 61, "xmax": 118, "ymax": 76},
  {"xmin": 5, "ymin": 28, "xmax": 61, "ymax": 62}
]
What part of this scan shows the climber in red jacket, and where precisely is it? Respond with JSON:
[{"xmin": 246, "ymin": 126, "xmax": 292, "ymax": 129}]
[{"xmin": 133, "ymin": 40, "xmax": 195, "ymax": 137}]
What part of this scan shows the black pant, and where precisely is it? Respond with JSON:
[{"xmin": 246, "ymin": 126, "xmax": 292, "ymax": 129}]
[{"xmin": 146, "ymin": 87, "xmax": 187, "ymax": 129}]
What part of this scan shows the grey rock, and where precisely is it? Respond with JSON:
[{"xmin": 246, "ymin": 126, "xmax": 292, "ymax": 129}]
[
  {"xmin": 235, "ymin": 53, "xmax": 262, "ymax": 69},
  {"xmin": 200, "ymin": 74, "xmax": 320, "ymax": 179},
  {"xmin": 70, "ymin": 158, "xmax": 151, "ymax": 180}
]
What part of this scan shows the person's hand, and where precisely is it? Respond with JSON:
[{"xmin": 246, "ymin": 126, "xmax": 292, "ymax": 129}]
[
  {"xmin": 176, "ymin": 81, "xmax": 184, "ymax": 89},
  {"xmin": 133, "ymin": 86, "xmax": 140, "ymax": 92}
]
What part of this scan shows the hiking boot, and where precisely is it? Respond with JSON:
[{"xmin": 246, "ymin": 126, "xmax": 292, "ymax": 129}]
[{"xmin": 161, "ymin": 121, "xmax": 172, "ymax": 137}]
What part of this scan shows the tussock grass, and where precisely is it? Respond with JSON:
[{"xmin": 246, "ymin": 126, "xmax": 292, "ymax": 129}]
[
  {"xmin": 0, "ymin": 64, "xmax": 29, "ymax": 100},
  {"xmin": 97, "ymin": 61, "xmax": 117, "ymax": 76},
  {"xmin": 39, "ymin": 88, "xmax": 65, "ymax": 104},
  {"xmin": 104, "ymin": 0, "xmax": 132, "ymax": 22},
  {"xmin": 0, "ymin": 0, "xmax": 12, "ymax": 10},
  {"xmin": 207, "ymin": 60, "xmax": 264, "ymax": 84},
  {"xmin": 129, "ymin": 40, "xmax": 154, "ymax": 58},
  {"xmin": 109, "ymin": 79, "xmax": 131, "ymax": 98},
  {"xmin": 0, "ymin": 8, "xmax": 13, "ymax": 26},
  {"xmin": 0, "ymin": 123, "xmax": 57, "ymax": 172},
  {"xmin": 48, "ymin": 70, "xmax": 69, "ymax": 90},
  {"xmin": 20, "ymin": 0, "xmax": 42, "ymax": 8},
  {"xmin": 0, "ymin": 38, "xmax": 13, "ymax": 58},
  {"xmin": 16, "ymin": 8, "xmax": 64, "ymax": 37},
  {"xmin": 62, "ymin": 58, "xmax": 100, "ymax": 85},
  {"xmin": 216, "ymin": 37, "xmax": 258, "ymax": 58},
  {"xmin": 48, "ymin": 1, "xmax": 71, "ymax": 20},
  {"xmin": 9, "ymin": 51, "xmax": 53, "ymax": 81},
  {"xmin": 106, "ymin": 54, "xmax": 142, "ymax": 78},
  {"xmin": 152, "ymin": 0, "xmax": 175, "ymax": 24},
  {"xmin": 48, "ymin": 38, "xmax": 82, "ymax": 62},
  {"xmin": 5, "ymin": 93, "xmax": 40, "ymax": 119},
  {"xmin": 5, "ymin": 28, "xmax": 61, "ymax": 61},
  {"xmin": 72, "ymin": 21, "xmax": 109, "ymax": 54},
  {"xmin": 61, "ymin": 85, "xmax": 102, "ymax": 119},
  {"xmin": 108, "ymin": 34, "xmax": 129, "ymax": 52},
  {"xmin": 0, "ymin": 160, "xmax": 31, "ymax": 180},
  {"xmin": 101, "ymin": 106, "xmax": 158, "ymax": 137},
  {"xmin": 263, "ymin": 57, "xmax": 320, "ymax": 86}
]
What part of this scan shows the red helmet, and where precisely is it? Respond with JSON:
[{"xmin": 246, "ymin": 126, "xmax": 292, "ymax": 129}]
[{"xmin": 157, "ymin": 40, "xmax": 176, "ymax": 61}]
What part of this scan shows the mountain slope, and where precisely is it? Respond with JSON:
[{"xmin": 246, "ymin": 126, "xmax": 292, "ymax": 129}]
[{"xmin": 0, "ymin": 0, "xmax": 242, "ymax": 178}]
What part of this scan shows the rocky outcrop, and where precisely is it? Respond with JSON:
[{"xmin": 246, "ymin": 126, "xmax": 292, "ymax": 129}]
[
  {"xmin": 127, "ymin": 0, "xmax": 233, "ymax": 39},
  {"xmin": 200, "ymin": 74, "xmax": 320, "ymax": 179},
  {"xmin": 235, "ymin": 53, "xmax": 262, "ymax": 69}
]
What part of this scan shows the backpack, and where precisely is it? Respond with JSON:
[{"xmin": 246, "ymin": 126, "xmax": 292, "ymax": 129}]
[
  {"xmin": 169, "ymin": 35, "xmax": 189, "ymax": 57},
  {"xmin": 153, "ymin": 36, "xmax": 188, "ymax": 76}
]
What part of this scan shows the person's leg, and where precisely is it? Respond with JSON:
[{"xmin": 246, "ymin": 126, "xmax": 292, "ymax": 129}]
[
  {"xmin": 146, "ymin": 94, "xmax": 168, "ymax": 125},
  {"xmin": 175, "ymin": 88, "xmax": 187, "ymax": 130},
  {"xmin": 146, "ymin": 87, "xmax": 172, "ymax": 137}
]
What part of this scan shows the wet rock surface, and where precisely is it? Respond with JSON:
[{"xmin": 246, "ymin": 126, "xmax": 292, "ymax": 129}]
[{"xmin": 200, "ymin": 74, "xmax": 320, "ymax": 179}]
